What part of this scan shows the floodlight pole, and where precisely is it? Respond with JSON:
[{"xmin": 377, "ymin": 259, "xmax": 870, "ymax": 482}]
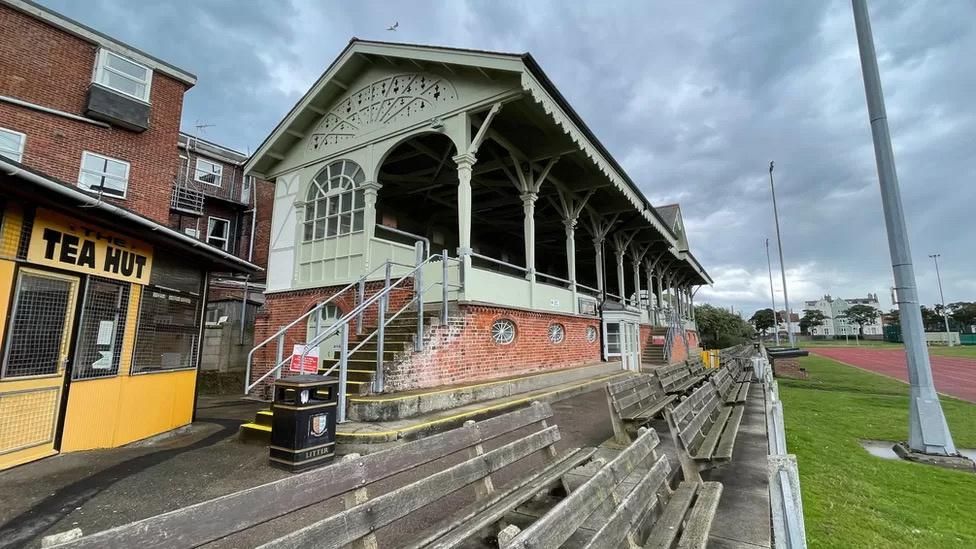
[
  {"xmin": 768, "ymin": 161, "xmax": 794, "ymax": 346},
  {"xmin": 852, "ymin": 0, "xmax": 957, "ymax": 455},
  {"xmin": 765, "ymin": 238, "xmax": 780, "ymax": 345},
  {"xmin": 929, "ymin": 254, "xmax": 953, "ymax": 347}
]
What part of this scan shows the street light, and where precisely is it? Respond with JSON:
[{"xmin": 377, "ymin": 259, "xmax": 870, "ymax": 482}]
[
  {"xmin": 768, "ymin": 161, "xmax": 795, "ymax": 346},
  {"xmin": 929, "ymin": 254, "xmax": 953, "ymax": 347},
  {"xmin": 765, "ymin": 238, "xmax": 780, "ymax": 346},
  {"xmin": 852, "ymin": 0, "xmax": 957, "ymax": 456}
]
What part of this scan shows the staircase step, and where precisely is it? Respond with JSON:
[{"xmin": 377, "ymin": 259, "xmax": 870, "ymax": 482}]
[{"xmin": 242, "ymin": 363, "xmax": 629, "ymax": 448}]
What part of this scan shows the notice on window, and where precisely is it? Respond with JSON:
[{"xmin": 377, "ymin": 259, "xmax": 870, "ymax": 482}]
[
  {"xmin": 96, "ymin": 320, "xmax": 115, "ymax": 345},
  {"xmin": 290, "ymin": 344, "xmax": 319, "ymax": 374},
  {"xmin": 92, "ymin": 350, "xmax": 113, "ymax": 370}
]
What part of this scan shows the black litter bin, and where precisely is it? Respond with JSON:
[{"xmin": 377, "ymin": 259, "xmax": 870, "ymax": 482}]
[{"xmin": 269, "ymin": 374, "xmax": 338, "ymax": 472}]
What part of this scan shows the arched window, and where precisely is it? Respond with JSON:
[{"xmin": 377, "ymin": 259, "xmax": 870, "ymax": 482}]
[{"xmin": 303, "ymin": 160, "xmax": 365, "ymax": 241}]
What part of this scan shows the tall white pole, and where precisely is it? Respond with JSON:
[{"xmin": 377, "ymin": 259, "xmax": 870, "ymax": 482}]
[
  {"xmin": 929, "ymin": 254, "xmax": 953, "ymax": 347},
  {"xmin": 768, "ymin": 161, "xmax": 795, "ymax": 345},
  {"xmin": 765, "ymin": 238, "xmax": 780, "ymax": 345},
  {"xmin": 853, "ymin": 0, "xmax": 956, "ymax": 455}
]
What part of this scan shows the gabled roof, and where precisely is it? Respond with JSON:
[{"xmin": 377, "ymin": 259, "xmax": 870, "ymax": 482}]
[
  {"xmin": 244, "ymin": 38, "xmax": 676, "ymax": 242},
  {"xmin": 655, "ymin": 204, "xmax": 680, "ymax": 228}
]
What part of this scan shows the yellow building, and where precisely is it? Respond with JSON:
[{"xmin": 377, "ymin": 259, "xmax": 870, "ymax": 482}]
[{"xmin": 0, "ymin": 162, "xmax": 256, "ymax": 471}]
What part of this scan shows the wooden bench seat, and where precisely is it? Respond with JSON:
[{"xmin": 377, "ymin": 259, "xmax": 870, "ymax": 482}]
[
  {"xmin": 500, "ymin": 427, "xmax": 722, "ymax": 549},
  {"xmin": 687, "ymin": 356, "xmax": 708, "ymax": 378},
  {"xmin": 656, "ymin": 362, "xmax": 703, "ymax": 395},
  {"xmin": 606, "ymin": 375, "xmax": 678, "ymax": 444},
  {"xmin": 711, "ymin": 368, "xmax": 749, "ymax": 405},
  {"xmin": 665, "ymin": 383, "xmax": 744, "ymax": 481},
  {"xmin": 54, "ymin": 402, "xmax": 592, "ymax": 549}
]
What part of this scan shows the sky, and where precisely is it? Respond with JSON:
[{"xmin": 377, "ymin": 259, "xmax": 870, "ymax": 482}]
[{"xmin": 39, "ymin": 0, "xmax": 976, "ymax": 317}]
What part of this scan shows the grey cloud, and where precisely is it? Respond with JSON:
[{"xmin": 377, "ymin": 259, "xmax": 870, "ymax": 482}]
[{"xmin": 36, "ymin": 0, "xmax": 976, "ymax": 316}]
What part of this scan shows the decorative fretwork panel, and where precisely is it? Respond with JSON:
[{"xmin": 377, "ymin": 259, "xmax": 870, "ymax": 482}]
[{"xmin": 309, "ymin": 73, "xmax": 458, "ymax": 152}]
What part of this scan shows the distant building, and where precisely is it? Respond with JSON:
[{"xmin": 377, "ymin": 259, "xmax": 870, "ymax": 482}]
[
  {"xmin": 774, "ymin": 310, "xmax": 801, "ymax": 336},
  {"xmin": 804, "ymin": 293, "xmax": 884, "ymax": 337}
]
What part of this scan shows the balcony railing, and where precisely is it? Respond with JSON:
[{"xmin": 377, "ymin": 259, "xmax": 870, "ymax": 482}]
[{"xmin": 171, "ymin": 176, "xmax": 204, "ymax": 215}]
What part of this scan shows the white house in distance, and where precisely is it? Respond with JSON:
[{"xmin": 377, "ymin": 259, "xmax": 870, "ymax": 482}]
[
  {"xmin": 805, "ymin": 293, "xmax": 884, "ymax": 337},
  {"xmin": 243, "ymin": 40, "xmax": 711, "ymax": 402}
]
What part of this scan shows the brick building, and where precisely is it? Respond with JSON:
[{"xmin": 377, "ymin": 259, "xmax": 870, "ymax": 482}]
[
  {"xmin": 243, "ymin": 40, "xmax": 711, "ymax": 409},
  {"xmin": 0, "ymin": 0, "xmax": 261, "ymax": 469}
]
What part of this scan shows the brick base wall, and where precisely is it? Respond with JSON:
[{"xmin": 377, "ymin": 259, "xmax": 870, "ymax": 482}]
[{"xmin": 383, "ymin": 304, "xmax": 603, "ymax": 393}]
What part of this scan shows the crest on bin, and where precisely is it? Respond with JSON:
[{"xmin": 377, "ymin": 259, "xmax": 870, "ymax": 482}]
[{"xmin": 310, "ymin": 412, "xmax": 330, "ymax": 438}]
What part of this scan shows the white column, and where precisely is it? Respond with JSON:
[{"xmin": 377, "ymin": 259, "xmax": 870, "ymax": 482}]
[
  {"xmin": 362, "ymin": 181, "xmax": 382, "ymax": 241},
  {"xmin": 645, "ymin": 263, "xmax": 655, "ymax": 320},
  {"xmin": 632, "ymin": 260, "xmax": 642, "ymax": 313},
  {"xmin": 564, "ymin": 219, "xmax": 577, "ymax": 285},
  {"xmin": 360, "ymin": 181, "xmax": 382, "ymax": 270},
  {"xmin": 521, "ymin": 191, "xmax": 537, "ymax": 282},
  {"xmin": 615, "ymin": 249, "xmax": 626, "ymax": 304},
  {"xmin": 453, "ymin": 153, "xmax": 476, "ymax": 276},
  {"xmin": 565, "ymin": 218, "xmax": 578, "ymax": 310},
  {"xmin": 593, "ymin": 237, "xmax": 605, "ymax": 295},
  {"xmin": 655, "ymin": 265, "xmax": 664, "ymax": 325}
]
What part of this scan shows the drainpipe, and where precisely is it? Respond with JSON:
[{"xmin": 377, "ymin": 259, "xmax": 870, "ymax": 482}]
[{"xmin": 240, "ymin": 274, "xmax": 250, "ymax": 345}]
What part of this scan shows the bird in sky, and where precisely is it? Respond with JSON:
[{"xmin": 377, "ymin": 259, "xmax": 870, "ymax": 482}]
[{"xmin": 387, "ymin": 21, "xmax": 398, "ymax": 31}]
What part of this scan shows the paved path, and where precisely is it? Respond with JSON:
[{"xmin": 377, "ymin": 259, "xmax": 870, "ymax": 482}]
[{"xmin": 811, "ymin": 347, "xmax": 976, "ymax": 403}]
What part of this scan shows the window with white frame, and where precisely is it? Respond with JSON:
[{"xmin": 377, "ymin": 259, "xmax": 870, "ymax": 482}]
[
  {"xmin": 194, "ymin": 158, "xmax": 223, "ymax": 186},
  {"xmin": 93, "ymin": 49, "xmax": 153, "ymax": 102},
  {"xmin": 303, "ymin": 160, "xmax": 365, "ymax": 242},
  {"xmin": 207, "ymin": 217, "xmax": 230, "ymax": 250},
  {"xmin": 79, "ymin": 152, "xmax": 129, "ymax": 198},
  {"xmin": 0, "ymin": 127, "xmax": 26, "ymax": 162}
]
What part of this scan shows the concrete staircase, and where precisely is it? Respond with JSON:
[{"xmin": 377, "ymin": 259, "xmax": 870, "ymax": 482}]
[
  {"xmin": 239, "ymin": 311, "xmax": 424, "ymax": 441},
  {"xmin": 642, "ymin": 327, "xmax": 669, "ymax": 365},
  {"xmin": 320, "ymin": 312, "xmax": 422, "ymax": 393}
]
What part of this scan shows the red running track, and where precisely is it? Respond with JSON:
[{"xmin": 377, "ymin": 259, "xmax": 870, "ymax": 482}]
[{"xmin": 811, "ymin": 347, "xmax": 976, "ymax": 403}]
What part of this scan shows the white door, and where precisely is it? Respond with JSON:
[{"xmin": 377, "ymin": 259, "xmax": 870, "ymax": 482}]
[{"xmin": 306, "ymin": 304, "xmax": 341, "ymax": 366}]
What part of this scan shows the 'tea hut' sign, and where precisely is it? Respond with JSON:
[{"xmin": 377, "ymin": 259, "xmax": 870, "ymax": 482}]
[{"xmin": 28, "ymin": 209, "xmax": 153, "ymax": 285}]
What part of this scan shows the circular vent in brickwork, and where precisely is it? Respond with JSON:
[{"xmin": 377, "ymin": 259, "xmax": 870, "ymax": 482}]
[
  {"xmin": 548, "ymin": 323, "xmax": 566, "ymax": 344},
  {"xmin": 491, "ymin": 319, "xmax": 516, "ymax": 345},
  {"xmin": 586, "ymin": 326, "xmax": 598, "ymax": 343}
]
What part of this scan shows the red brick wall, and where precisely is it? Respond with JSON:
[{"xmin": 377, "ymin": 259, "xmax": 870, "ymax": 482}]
[
  {"xmin": 382, "ymin": 305, "xmax": 602, "ymax": 392},
  {"xmin": 0, "ymin": 4, "xmax": 188, "ymax": 226}
]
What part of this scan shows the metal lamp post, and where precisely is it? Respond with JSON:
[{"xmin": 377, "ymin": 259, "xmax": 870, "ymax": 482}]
[
  {"xmin": 768, "ymin": 161, "xmax": 795, "ymax": 346},
  {"xmin": 765, "ymin": 238, "xmax": 780, "ymax": 346},
  {"xmin": 852, "ymin": 0, "xmax": 957, "ymax": 456},
  {"xmin": 929, "ymin": 254, "xmax": 953, "ymax": 347}
]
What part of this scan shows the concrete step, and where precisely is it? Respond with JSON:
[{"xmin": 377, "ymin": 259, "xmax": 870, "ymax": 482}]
[
  {"xmin": 347, "ymin": 361, "xmax": 623, "ymax": 422},
  {"xmin": 338, "ymin": 367, "xmax": 632, "ymax": 449},
  {"xmin": 239, "ymin": 362, "xmax": 630, "ymax": 448}
]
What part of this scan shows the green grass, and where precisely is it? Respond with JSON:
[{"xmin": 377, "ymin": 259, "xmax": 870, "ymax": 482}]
[
  {"xmin": 795, "ymin": 339, "xmax": 976, "ymax": 359},
  {"xmin": 779, "ymin": 355, "xmax": 976, "ymax": 548},
  {"xmin": 929, "ymin": 345, "xmax": 976, "ymax": 359}
]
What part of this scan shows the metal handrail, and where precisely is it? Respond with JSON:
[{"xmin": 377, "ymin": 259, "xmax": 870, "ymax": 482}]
[
  {"xmin": 294, "ymin": 250, "xmax": 460, "ymax": 422},
  {"xmin": 469, "ymin": 251, "xmax": 528, "ymax": 273},
  {"xmin": 576, "ymin": 282, "xmax": 600, "ymax": 295},
  {"xmin": 375, "ymin": 225, "xmax": 431, "ymax": 258},
  {"xmin": 535, "ymin": 271, "xmax": 572, "ymax": 287},
  {"xmin": 244, "ymin": 260, "xmax": 394, "ymax": 394}
]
